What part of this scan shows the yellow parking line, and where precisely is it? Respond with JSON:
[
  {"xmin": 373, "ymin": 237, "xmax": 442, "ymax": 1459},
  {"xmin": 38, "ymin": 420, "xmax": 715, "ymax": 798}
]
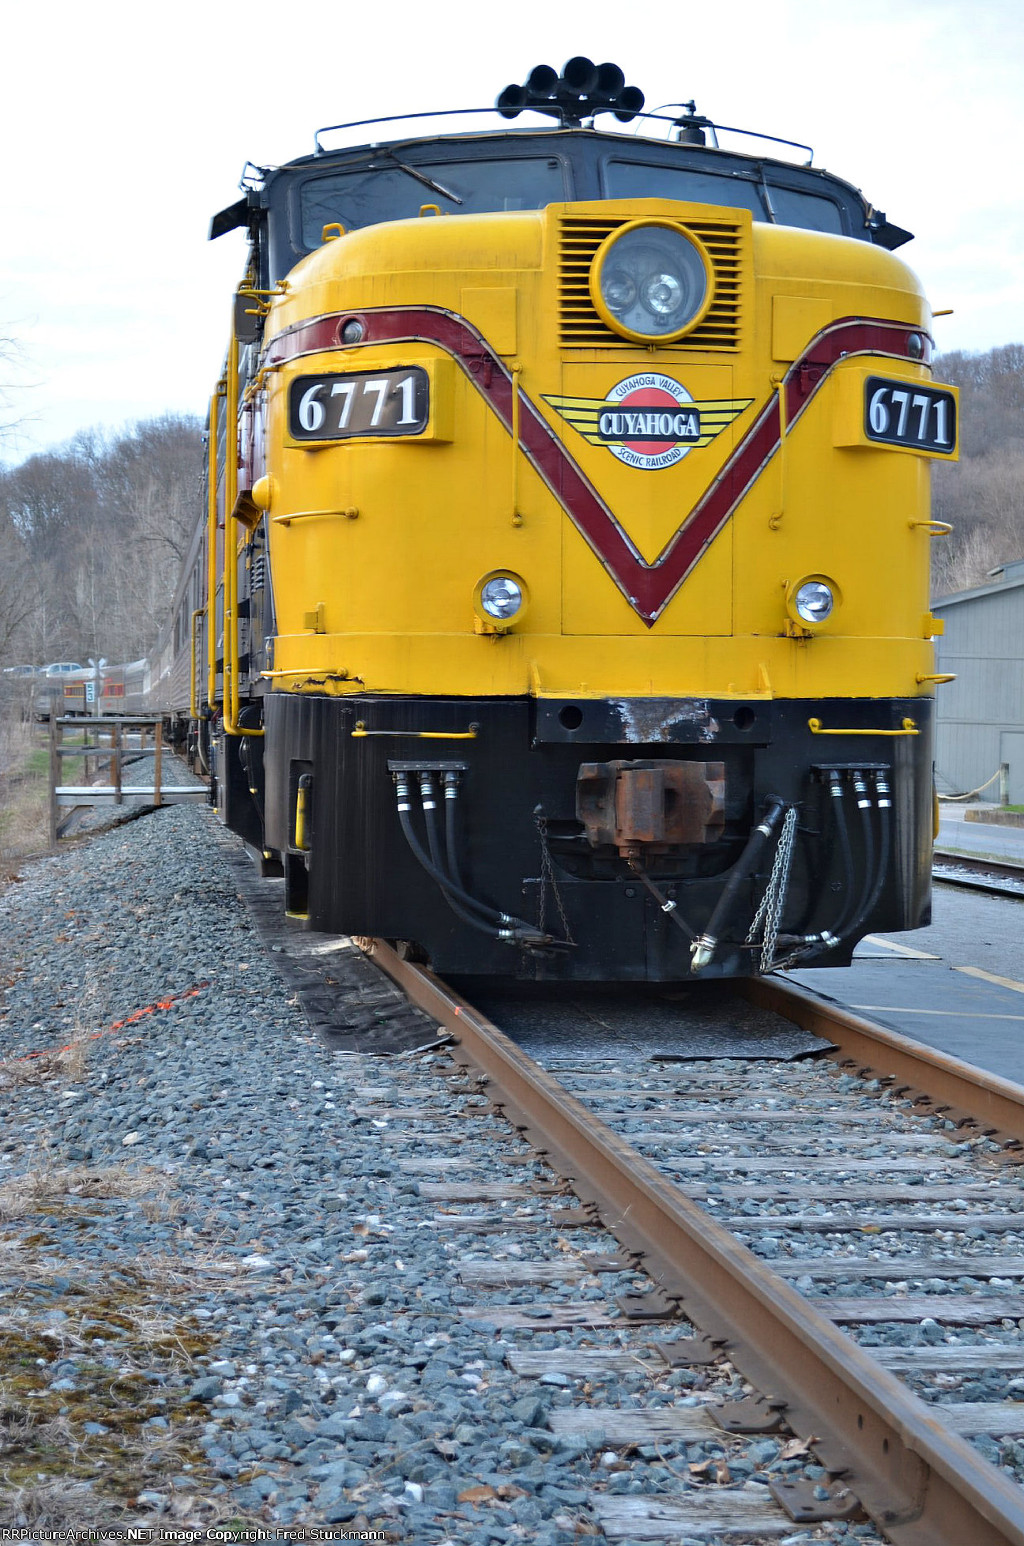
[
  {"xmin": 955, "ymin": 965, "xmax": 1024, "ymax": 996},
  {"xmin": 860, "ymin": 935, "xmax": 941, "ymax": 960}
]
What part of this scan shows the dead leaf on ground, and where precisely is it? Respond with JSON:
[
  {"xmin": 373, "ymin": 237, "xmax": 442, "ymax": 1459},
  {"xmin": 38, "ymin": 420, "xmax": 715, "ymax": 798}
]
[
  {"xmin": 457, "ymin": 1484, "xmax": 496, "ymax": 1504},
  {"xmin": 778, "ymin": 1436, "xmax": 817, "ymax": 1460},
  {"xmin": 689, "ymin": 1457, "xmax": 732, "ymax": 1484}
]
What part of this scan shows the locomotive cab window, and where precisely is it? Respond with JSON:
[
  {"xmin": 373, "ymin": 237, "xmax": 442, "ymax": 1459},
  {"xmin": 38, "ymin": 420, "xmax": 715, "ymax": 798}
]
[
  {"xmin": 602, "ymin": 157, "xmax": 849, "ymax": 236},
  {"xmin": 295, "ymin": 154, "xmax": 571, "ymax": 253}
]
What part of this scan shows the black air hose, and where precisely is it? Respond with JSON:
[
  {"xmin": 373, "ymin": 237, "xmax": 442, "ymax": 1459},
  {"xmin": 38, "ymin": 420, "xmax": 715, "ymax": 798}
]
[
  {"xmin": 626, "ymin": 859, "xmax": 697, "ymax": 942},
  {"xmin": 842, "ymin": 772, "xmax": 893, "ymax": 941},
  {"xmin": 393, "ymin": 774, "xmax": 557, "ymax": 947},
  {"xmin": 442, "ymin": 771, "xmax": 466, "ymax": 889},
  {"xmin": 779, "ymin": 771, "xmax": 892, "ymax": 964},
  {"xmin": 827, "ymin": 768, "xmax": 857, "ymax": 937},
  {"xmin": 690, "ymin": 795, "xmax": 788, "ymax": 972},
  {"xmin": 779, "ymin": 769, "xmax": 860, "ymax": 951},
  {"xmin": 851, "ymin": 770, "xmax": 876, "ymax": 931},
  {"xmin": 418, "ymin": 777, "xmax": 511, "ymax": 934}
]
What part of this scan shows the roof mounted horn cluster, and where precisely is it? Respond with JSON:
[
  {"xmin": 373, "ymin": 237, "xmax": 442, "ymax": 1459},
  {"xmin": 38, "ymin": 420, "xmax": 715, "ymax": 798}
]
[{"xmin": 497, "ymin": 58, "xmax": 645, "ymax": 127}]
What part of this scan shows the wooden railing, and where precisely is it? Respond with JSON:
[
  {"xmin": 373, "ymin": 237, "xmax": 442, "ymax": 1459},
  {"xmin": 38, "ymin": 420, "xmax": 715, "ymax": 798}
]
[{"xmin": 48, "ymin": 716, "xmax": 206, "ymax": 843}]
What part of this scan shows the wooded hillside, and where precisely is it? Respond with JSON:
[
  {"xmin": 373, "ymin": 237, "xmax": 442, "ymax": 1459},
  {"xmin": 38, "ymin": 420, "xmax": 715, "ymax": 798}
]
[
  {"xmin": 932, "ymin": 344, "xmax": 1024, "ymax": 595},
  {"xmin": 0, "ymin": 415, "xmax": 202, "ymax": 671}
]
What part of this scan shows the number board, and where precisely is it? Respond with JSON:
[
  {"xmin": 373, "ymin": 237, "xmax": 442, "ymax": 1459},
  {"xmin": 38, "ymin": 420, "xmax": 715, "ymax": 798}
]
[
  {"xmin": 290, "ymin": 368, "xmax": 429, "ymax": 441},
  {"xmin": 864, "ymin": 377, "xmax": 957, "ymax": 454}
]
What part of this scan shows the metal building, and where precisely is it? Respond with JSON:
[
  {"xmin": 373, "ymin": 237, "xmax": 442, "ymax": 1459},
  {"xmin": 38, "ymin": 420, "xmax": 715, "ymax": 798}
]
[{"xmin": 932, "ymin": 558, "xmax": 1024, "ymax": 802}]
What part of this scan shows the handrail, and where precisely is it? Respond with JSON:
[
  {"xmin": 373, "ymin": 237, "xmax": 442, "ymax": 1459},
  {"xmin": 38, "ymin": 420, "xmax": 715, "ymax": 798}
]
[
  {"xmin": 223, "ymin": 328, "xmax": 239, "ymax": 734},
  {"xmin": 511, "ymin": 362, "xmax": 523, "ymax": 526},
  {"xmin": 908, "ymin": 519, "xmax": 953, "ymax": 536},
  {"xmin": 189, "ymin": 608, "xmax": 204, "ymax": 718},
  {"xmin": 351, "ymin": 721, "xmax": 479, "ymax": 740},
  {"xmin": 206, "ymin": 381, "xmax": 225, "ymax": 711},
  {"xmin": 221, "ymin": 323, "xmax": 264, "ymax": 739},
  {"xmin": 808, "ymin": 717, "xmax": 918, "ymax": 736}
]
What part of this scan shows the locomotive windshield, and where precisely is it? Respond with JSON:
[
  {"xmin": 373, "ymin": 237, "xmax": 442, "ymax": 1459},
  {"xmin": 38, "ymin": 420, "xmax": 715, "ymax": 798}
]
[
  {"xmin": 298, "ymin": 154, "xmax": 569, "ymax": 250},
  {"xmin": 242, "ymin": 125, "xmax": 906, "ymax": 282},
  {"xmin": 601, "ymin": 159, "xmax": 846, "ymax": 236}
]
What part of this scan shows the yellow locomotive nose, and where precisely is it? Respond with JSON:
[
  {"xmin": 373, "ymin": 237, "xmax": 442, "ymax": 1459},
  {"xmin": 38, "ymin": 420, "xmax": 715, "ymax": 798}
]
[{"xmin": 187, "ymin": 67, "xmax": 952, "ymax": 980}]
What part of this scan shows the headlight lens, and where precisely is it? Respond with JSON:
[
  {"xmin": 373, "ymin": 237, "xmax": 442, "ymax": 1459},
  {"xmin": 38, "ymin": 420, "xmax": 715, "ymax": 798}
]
[
  {"xmin": 794, "ymin": 580, "xmax": 835, "ymax": 624},
  {"xmin": 592, "ymin": 223, "xmax": 711, "ymax": 342},
  {"xmin": 480, "ymin": 575, "xmax": 524, "ymax": 621}
]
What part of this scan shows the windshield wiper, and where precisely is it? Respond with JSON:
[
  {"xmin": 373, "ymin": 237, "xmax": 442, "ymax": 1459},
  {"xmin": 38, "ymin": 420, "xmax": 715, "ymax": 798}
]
[
  {"xmin": 374, "ymin": 147, "xmax": 463, "ymax": 205},
  {"xmin": 756, "ymin": 163, "xmax": 778, "ymax": 224}
]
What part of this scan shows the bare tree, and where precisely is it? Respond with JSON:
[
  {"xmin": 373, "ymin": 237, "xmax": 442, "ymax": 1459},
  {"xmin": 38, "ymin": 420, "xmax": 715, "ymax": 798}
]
[
  {"xmin": 0, "ymin": 414, "xmax": 204, "ymax": 667},
  {"xmin": 0, "ymin": 517, "xmax": 39, "ymax": 662},
  {"xmin": 931, "ymin": 345, "xmax": 1024, "ymax": 598}
]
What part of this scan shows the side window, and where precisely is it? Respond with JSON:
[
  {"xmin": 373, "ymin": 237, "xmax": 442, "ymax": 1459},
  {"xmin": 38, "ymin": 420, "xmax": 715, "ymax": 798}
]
[{"xmin": 766, "ymin": 185, "xmax": 845, "ymax": 235}]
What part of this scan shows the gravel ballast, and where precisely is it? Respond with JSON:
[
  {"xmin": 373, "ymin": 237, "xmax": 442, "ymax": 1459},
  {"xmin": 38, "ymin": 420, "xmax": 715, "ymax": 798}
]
[{"xmin": 0, "ymin": 796, "xmax": 930, "ymax": 1542}]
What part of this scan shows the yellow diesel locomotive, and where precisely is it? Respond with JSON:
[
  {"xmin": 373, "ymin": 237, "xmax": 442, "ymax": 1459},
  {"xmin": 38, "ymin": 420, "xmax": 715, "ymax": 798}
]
[{"xmin": 197, "ymin": 60, "xmax": 958, "ymax": 981}]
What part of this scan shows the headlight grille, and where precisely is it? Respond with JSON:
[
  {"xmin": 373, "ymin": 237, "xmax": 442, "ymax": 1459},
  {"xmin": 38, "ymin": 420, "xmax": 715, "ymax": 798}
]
[{"xmin": 558, "ymin": 213, "xmax": 745, "ymax": 350}]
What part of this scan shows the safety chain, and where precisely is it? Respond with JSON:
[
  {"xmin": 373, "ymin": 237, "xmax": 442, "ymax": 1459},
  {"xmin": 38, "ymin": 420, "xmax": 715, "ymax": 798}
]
[
  {"xmin": 746, "ymin": 805, "xmax": 798, "ymax": 972},
  {"xmin": 534, "ymin": 809, "xmax": 575, "ymax": 945}
]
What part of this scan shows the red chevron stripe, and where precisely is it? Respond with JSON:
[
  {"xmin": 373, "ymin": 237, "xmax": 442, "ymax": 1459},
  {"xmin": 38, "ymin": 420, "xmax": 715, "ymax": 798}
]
[{"xmin": 266, "ymin": 309, "xmax": 924, "ymax": 624}]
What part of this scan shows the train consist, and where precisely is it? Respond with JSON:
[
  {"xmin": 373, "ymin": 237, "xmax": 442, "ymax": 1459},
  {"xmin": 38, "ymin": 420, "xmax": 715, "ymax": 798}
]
[{"xmin": 154, "ymin": 60, "xmax": 959, "ymax": 981}]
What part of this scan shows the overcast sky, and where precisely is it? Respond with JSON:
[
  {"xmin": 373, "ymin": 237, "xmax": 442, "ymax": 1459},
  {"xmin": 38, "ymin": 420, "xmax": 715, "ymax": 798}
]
[{"xmin": 2, "ymin": 0, "xmax": 1021, "ymax": 463}]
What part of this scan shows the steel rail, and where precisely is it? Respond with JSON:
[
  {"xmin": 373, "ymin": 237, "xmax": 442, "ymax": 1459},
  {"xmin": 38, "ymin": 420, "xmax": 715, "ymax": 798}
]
[
  {"xmin": 744, "ymin": 976, "xmax": 1024, "ymax": 1147},
  {"xmin": 933, "ymin": 853, "xmax": 1024, "ymax": 900},
  {"xmin": 935, "ymin": 851, "xmax": 1024, "ymax": 882},
  {"xmin": 362, "ymin": 938, "xmax": 1024, "ymax": 1546}
]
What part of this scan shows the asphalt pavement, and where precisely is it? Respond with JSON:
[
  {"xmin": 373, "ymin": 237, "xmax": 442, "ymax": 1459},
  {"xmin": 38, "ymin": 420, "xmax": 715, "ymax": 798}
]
[
  {"xmin": 789, "ymin": 809, "xmax": 1024, "ymax": 1084},
  {"xmin": 936, "ymin": 802, "xmax": 1024, "ymax": 865}
]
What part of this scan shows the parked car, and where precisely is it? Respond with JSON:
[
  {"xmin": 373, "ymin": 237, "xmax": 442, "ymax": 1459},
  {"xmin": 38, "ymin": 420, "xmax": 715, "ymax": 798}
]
[{"xmin": 43, "ymin": 662, "xmax": 84, "ymax": 677}]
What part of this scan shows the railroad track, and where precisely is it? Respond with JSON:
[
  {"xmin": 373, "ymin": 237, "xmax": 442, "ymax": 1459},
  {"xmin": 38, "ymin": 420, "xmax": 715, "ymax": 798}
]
[
  {"xmin": 355, "ymin": 939, "xmax": 1024, "ymax": 1545},
  {"xmin": 933, "ymin": 850, "xmax": 1024, "ymax": 900}
]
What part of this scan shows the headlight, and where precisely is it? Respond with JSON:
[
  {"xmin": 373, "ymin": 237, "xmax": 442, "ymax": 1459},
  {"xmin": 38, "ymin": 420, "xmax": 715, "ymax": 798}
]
[
  {"xmin": 793, "ymin": 580, "xmax": 836, "ymax": 624},
  {"xmin": 479, "ymin": 574, "xmax": 525, "ymax": 622},
  {"xmin": 591, "ymin": 222, "xmax": 712, "ymax": 343}
]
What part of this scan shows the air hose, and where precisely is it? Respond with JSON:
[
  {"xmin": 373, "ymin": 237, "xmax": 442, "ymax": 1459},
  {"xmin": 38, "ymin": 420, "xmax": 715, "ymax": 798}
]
[
  {"xmin": 419, "ymin": 775, "xmax": 510, "ymax": 934},
  {"xmin": 689, "ymin": 795, "xmax": 789, "ymax": 972},
  {"xmin": 442, "ymin": 770, "xmax": 466, "ymax": 889},
  {"xmin": 778, "ymin": 770, "xmax": 892, "ymax": 964},
  {"xmin": 393, "ymin": 772, "xmax": 560, "ymax": 948}
]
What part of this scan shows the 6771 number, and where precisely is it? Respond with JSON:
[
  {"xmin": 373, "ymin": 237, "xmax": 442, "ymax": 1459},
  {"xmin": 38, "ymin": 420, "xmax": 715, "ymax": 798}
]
[
  {"xmin": 289, "ymin": 367, "xmax": 429, "ymax": 441},
  {"xmin": 864, "ymin": 377, "xmax": 956, "ymax": 454}
]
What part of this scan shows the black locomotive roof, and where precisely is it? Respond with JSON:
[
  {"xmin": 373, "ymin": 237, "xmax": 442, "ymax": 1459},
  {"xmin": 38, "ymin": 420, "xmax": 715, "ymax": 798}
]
[{"xmin": 212, "ymin": 112, "xmax": 912, "ymax": 288}]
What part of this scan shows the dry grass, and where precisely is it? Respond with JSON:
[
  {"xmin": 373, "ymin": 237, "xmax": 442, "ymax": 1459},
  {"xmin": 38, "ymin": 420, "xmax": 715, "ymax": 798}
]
[
  {"xmin": 0, "ymin": 990, "xmax": 276, "ymax": 1527},
  {"xmin": 0, "ymin": 1162, "xmax": 172, "ymax": 1224},
  {"xmin": 0, "ymin": 711, "xmax": 49, "ymax": 864},
  {"xmin": 0, "ymin": 1477, "xmax": 124, "ymax": 1533},
  {"xmin": 0, "ymin": 1038, "xmax": 90, "ymax": 1091},
  {"xmin": 0, "ymin": 1237, "xmax": 260, "ymax": 1531}
]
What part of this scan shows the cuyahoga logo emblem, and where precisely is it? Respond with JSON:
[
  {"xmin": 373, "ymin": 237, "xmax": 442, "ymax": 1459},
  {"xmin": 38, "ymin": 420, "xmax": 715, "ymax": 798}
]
[{"xmin": 544, "ymin": 374, "xmax": 753, "ymax": 470}]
